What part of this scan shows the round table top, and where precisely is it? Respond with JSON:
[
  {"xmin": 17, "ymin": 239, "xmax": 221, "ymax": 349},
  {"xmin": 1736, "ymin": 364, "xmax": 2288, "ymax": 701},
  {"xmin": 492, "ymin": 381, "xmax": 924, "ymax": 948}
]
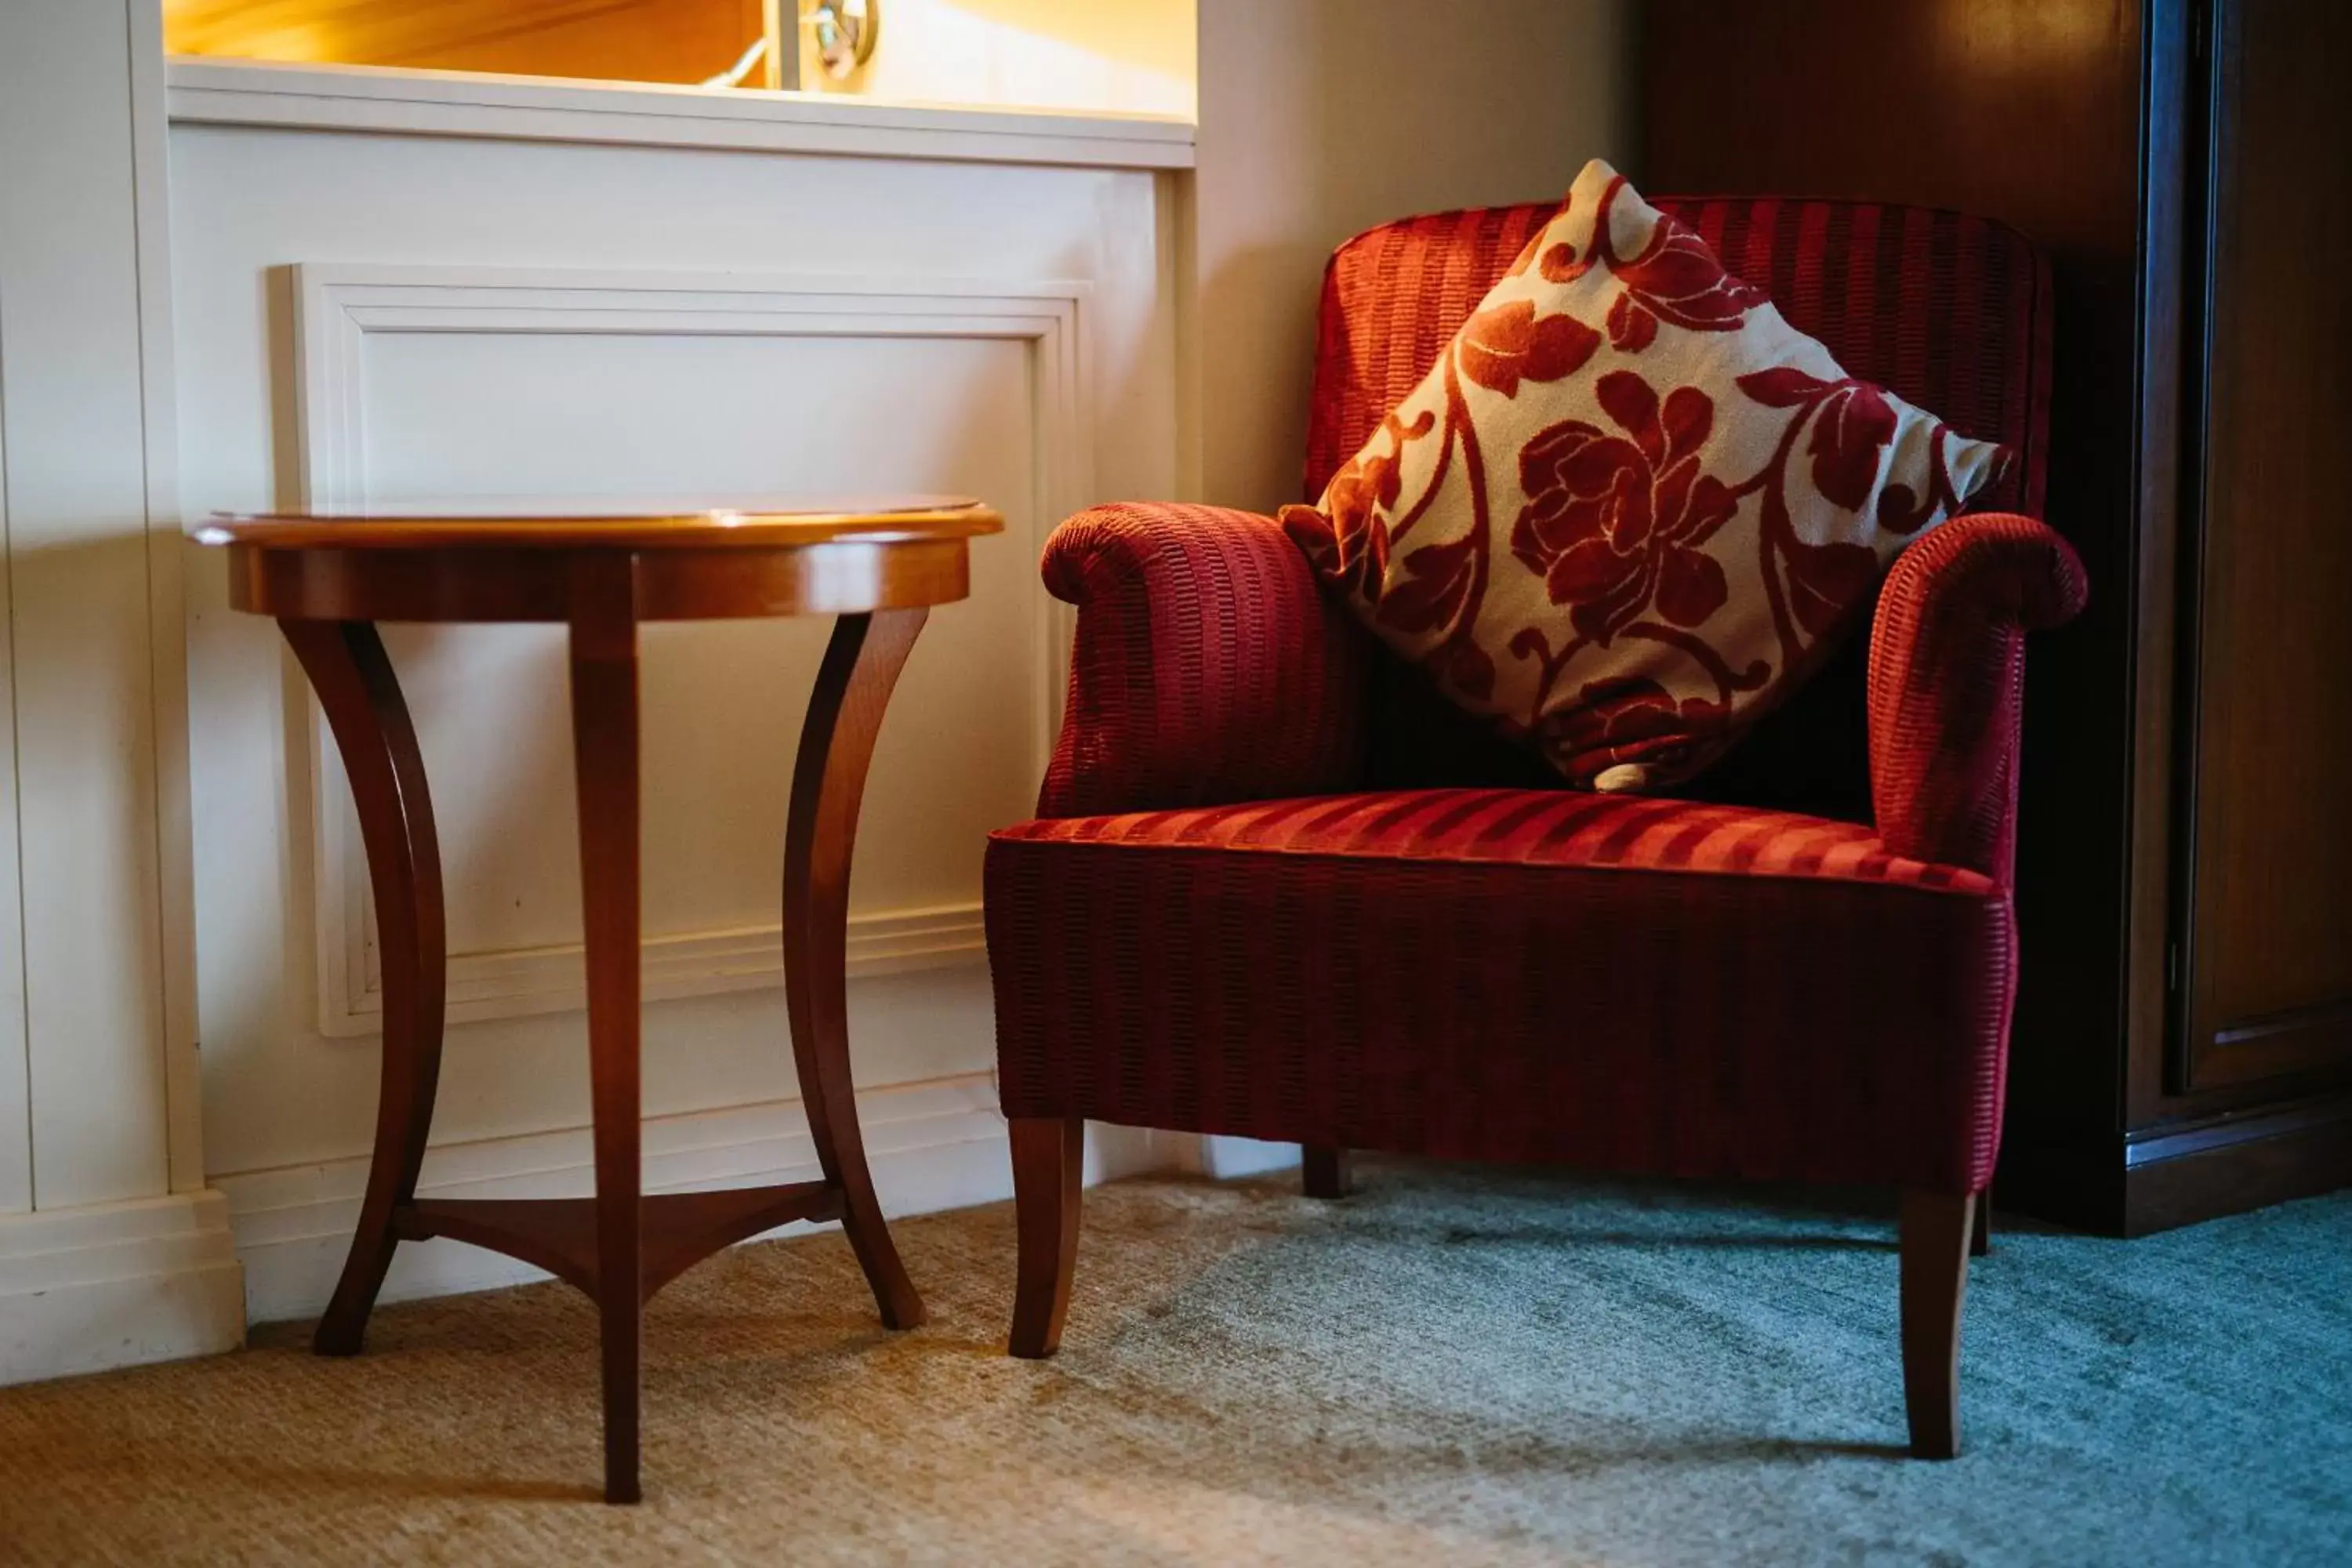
[{"xmin": 193, "ymin": 494, "xmax": 1003, "ymax": 551}]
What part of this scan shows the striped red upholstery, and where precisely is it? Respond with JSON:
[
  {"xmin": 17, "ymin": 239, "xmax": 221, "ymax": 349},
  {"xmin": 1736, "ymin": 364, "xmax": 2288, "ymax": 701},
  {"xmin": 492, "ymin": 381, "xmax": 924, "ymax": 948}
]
[
  {"xmin": 989, "ymin": 194, "xmax": 2087, "ymax": 1201},
  {"xmin": 987, "ymin": 792, "xmax": 2014, "ymax": 1192},
  {"xmin": 1037, "ymin": 503, "xmax": 1370, "ymax": 818},
  {"xmin": 1869, "ymin": 511, "xmax": 2089, "ymax": 879},
  {"xmin": 994, "ymin": 789, "xmax": 1994, "ymax": 895}
]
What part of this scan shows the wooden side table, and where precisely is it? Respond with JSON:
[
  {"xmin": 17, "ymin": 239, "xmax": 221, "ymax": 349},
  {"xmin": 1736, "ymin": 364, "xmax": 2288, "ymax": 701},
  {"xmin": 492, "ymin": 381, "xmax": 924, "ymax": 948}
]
[{"xmin": 197, "ymin": 497, "xmax": 1004, "ymax": 1503}]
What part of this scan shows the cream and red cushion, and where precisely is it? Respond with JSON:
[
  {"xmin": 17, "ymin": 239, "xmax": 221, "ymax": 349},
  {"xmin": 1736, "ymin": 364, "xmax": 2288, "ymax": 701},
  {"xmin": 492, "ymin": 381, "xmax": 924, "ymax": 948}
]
[{"xmin": 1279, "ymin": 159, "xmax": 2013, "ymax": 791}]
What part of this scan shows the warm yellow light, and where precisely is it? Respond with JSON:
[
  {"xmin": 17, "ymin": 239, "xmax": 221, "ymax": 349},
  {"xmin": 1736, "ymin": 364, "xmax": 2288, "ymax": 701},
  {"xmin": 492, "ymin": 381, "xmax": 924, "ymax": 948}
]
[
  {"xmin": 162, "ymin": 0, "xmax": 1201, "ymax": 119},
  {"xmin": 1933, "ymin": 0, "xmax": 2122, "ymax": 74},
  {"xmin": 165, "ymin": 2, "xmax": 354, "ymax": 64},
  {"xmin": 162, "ymin": 2, "xmax": 775, "ymax": 89}
]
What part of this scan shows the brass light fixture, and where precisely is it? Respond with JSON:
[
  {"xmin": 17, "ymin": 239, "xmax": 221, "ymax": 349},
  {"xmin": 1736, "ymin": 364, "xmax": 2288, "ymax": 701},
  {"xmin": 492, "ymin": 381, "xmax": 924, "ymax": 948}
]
[{"xmin": 800, "ymin": 0, "xmax": 880, "ymax": 86}]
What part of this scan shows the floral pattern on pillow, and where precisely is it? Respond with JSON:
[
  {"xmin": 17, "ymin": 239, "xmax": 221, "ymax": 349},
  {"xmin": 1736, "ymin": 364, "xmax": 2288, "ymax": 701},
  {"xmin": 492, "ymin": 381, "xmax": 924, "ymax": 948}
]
[{"xmin": 1282, "ymin": 159, "xmax": 2011, "ymax": 791}]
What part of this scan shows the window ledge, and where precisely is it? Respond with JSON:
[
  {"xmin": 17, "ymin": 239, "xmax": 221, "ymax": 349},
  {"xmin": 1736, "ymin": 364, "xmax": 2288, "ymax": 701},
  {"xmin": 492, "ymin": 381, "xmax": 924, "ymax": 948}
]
[{"xmin": 165, "ymin": 58, "xmax": 1196, "ymax": 171}]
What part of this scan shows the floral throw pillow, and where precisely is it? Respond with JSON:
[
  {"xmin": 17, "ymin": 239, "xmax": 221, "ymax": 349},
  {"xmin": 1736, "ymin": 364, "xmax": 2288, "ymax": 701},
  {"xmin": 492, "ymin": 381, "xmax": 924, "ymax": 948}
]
[{"xmin": 1279, "ymin": 159, "xmax": 2013, "ymax": 792}]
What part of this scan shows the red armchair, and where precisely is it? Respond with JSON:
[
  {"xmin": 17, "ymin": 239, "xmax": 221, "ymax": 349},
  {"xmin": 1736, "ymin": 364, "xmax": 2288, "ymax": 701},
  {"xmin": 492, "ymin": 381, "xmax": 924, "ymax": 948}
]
[{"xmin": 983, "ymin": 198, "xmax": 2087, "ymax": 1457}]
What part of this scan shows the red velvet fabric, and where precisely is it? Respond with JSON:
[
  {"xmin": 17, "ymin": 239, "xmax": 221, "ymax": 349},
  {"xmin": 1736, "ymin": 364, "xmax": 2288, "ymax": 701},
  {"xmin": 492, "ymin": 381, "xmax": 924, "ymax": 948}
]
[
  {"xmin": 988, "ymin": 195, "xmax": 2086, "ymax": 1200},
  {"xmin": 994, "ymin": 789, "xmax": 1994, "ymax": 894},
  {"xmin": 987, "ymin": 791, "xmax": 2013, "ymax": 1192},
  {"xmin": 1036, "ymin": 503, "xmax": 1370, "ymax": 818},
  {"xmin": 1868, "ymin": 511, "xmax": 2089, "ymax": 880}
]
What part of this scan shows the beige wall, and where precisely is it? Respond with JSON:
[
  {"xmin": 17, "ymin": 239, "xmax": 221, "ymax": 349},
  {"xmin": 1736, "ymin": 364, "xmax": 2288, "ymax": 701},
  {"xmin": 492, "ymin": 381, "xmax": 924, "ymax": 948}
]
[
  {"xmin": 1192, "ymin": 0, "xmax": 1634, "ymax": 514},
  {"xmin": 851, "ymin": 0, "xmax": 1196, "ymax": 118}
]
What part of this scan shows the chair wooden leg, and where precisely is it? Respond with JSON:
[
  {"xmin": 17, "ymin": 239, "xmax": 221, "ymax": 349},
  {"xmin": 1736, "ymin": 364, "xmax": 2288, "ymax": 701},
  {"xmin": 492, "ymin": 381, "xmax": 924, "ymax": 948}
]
[
  {"xmin": 1302, "ymin": 1146, "xmax": 1352, "ymax": 1199},
  {"xmin": 1007, "ymin": 1116, "xmax": 1083, "ymax": 1359},
  {"xmin": 1899, "ymin": 1188, "xmax": 1974, "ymax": 1459},
  {"xmin": 1971, "ymin": 1188, "xmax": 1992, "ymax": 1257}
]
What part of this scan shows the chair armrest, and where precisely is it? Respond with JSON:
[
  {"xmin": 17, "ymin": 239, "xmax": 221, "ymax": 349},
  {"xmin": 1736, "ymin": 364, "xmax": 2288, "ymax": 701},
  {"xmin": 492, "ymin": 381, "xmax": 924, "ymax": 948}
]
[
  {"xmin": 1867, "ymin": 512, "xmax": 2089, "ymax": 880},
  {"xmin": 1035, "ymin": 503, "xmax": 1370, "ymax": 817}
]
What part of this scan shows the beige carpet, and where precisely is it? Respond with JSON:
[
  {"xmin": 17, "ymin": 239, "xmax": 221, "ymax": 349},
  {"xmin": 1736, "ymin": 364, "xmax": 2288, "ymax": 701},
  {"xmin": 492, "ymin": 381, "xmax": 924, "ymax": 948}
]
[{"xmin": 2, "ymin": 1163, "xmax": 2347, "ymax": 1566}]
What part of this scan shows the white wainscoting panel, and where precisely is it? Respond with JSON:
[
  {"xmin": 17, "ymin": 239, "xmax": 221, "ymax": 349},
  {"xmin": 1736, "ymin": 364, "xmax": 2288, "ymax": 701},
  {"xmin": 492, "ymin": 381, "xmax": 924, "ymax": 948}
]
[
  {"xmin": 289, "ymin": 263, "xmax": 1088, "ymax": 1036},
  {"xmin": 0, "ymin": 1192, "xmax": 245, "ymax": 1385},
  {"xmin": 0, "ymin": 0, "xmax": 173, "ymax": 1214}
]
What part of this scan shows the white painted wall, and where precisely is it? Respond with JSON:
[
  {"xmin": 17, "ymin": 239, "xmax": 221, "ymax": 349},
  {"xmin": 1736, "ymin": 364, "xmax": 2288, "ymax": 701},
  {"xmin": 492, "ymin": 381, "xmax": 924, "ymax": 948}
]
[
  {"xmin": 0, "ymin": 0, "xmax": 241, "ymax": 1384},
  {"xmin": 836, "ymin": 0, "xmax": 1196, "ymax": 119}
]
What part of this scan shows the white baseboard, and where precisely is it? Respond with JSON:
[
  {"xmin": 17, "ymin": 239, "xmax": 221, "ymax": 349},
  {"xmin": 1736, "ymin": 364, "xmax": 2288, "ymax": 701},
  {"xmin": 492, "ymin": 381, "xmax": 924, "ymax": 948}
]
[
  {"xmin": 1194, "ymin": 1135, "xmax": 1304, "ymax": 1181},
  {"xmin": 218, "ymin": 1073, "xmax": 1186, "ymax": 1325},
  {"xmin": 0, "ymin": 1191, "xmax": 247, "ymax": 1387}
]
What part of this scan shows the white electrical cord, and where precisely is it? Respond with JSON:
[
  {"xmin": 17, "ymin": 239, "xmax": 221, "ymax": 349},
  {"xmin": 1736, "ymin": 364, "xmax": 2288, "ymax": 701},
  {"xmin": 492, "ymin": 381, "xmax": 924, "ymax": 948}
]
[{"xmin": 700, "ymin": 36, "xmax": 771, "ymax": 89}]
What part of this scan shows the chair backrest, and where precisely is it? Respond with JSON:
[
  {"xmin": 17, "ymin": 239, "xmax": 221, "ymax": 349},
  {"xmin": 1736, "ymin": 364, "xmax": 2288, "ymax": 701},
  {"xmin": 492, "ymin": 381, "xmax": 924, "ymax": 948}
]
[{"xmin": 1303, "ymin": 196, "xmax": 2054, "ymax": 822}]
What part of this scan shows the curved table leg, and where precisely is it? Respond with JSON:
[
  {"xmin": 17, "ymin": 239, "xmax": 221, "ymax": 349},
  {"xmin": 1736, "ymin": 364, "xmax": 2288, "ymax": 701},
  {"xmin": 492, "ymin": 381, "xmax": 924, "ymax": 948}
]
[
  {"xmin": 783, "ymin": 609, "xmax": 928, "ymax": 1330},
  {"xmin": 281, "ymin": 620, "xmax": 448, "ymax": 1359},
  {"xmin": 568, "ymin": 557, "xmax": 644, "ymax": 1504}
]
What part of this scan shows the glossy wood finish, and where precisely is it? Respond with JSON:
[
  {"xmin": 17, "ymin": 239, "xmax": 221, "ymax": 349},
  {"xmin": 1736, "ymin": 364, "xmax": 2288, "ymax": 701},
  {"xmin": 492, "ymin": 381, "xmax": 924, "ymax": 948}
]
[
  {"xmin": 198, "ymin": 495, "xmax": 1000, "ymax": 550},
  {"xmin": 1007, "ymin": 1116, "xmax": 1083, "ymax": 1359},
  {"xmin": 281, "ymin": 620, "xmax": 448, "ymax": 1357},
  {"xmin": 2177, "ymin": 0, "xmax": 2352, "ymax": 1091},
  {"xmin": 210, "ymin": 499, "xmax": 997, "ymax": 624},
  {"xmin": 1301, "ymin": 1146, "xmax": 1352, "ymax": 1200},
  {"xmin": 782, "ymin": 608, "xmax": 928, "ymax": 1331},
  {"xmin": 567, "ymin": 554, "xmax": 645, "ymax": 1503},
  {"xmin": 400, "ymin": 1183, "xmax": 839, "ymax": 1300},
  {"xmin": 203, "ymin": 500, "xmax": 998, "ymax": 1501},
  {"xmin": 227, "ymin": 538, "xmax": 975, "ymax": 624},
  {"xmin": 1642, "ymin": 0, "xmax": 2352, "ymax": 1233},
  {"xmin": 1899, "ymin": 1189, "xmax": 1975, "ymax": 1459},
  {"xmin": 2114, "ymin": 1094, "xmax": 2352, "ymax": 1233}
]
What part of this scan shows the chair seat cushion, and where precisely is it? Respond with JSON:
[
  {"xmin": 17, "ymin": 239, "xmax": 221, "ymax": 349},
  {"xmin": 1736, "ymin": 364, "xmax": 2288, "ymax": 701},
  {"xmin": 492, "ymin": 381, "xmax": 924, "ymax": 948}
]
[
  {"xmin": 990, "ymin": 788, "xmax": 1995, "ymax": 894},
  {"xmin": 985, "ymin": 789, "xmax": 2013, "ymax": 1192}
]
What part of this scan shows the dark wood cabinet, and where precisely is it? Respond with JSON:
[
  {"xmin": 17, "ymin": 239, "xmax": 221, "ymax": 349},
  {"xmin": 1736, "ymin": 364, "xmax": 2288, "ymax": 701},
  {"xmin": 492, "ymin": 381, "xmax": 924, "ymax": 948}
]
[
  {"xmin": 1639, "ymin": 0, "xmax": 2352, "ymax": 1234},
  {"xmin": 2177, "ymin": 0, "xmax": 2352, "ymax": 1095}
]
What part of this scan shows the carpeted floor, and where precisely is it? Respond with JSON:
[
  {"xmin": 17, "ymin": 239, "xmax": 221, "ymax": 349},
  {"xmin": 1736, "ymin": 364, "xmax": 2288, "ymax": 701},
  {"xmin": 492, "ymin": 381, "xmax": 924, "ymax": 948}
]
[{"xmin": 2, "ymin": 1163, "xmax": 2346, "ymax": 1566}]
